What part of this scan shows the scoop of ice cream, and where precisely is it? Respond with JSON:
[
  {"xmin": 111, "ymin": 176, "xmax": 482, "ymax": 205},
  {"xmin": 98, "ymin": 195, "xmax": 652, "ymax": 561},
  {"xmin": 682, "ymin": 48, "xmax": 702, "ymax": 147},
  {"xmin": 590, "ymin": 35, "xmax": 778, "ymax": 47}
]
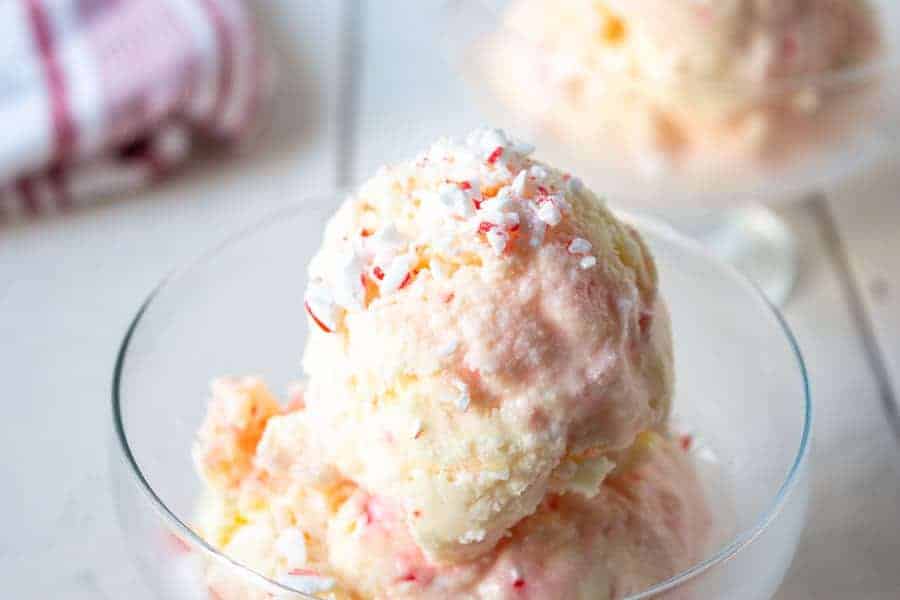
[
  {"xmin": 299, "ymin": 128, "xmax": 673, "ymax": 563},
  {"xmin": 545, "ymin": 0, "xmax": 877, "ymax": 83},
  {"xmin": 326, "ymin": 434, "xmax": 710, "ymax": 599},
  {"xmin": 489, "ymin": 0, "xmax": 878, "ymax": 167},
  {"xmin": 198, "ymin": 414, "xmax": 709, "ymax": 600}
]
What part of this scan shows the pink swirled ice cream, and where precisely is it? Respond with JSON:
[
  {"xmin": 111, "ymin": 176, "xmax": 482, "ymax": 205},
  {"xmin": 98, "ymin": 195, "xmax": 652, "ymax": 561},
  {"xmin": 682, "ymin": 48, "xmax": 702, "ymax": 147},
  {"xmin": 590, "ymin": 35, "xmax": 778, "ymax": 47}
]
[
  {"xmin": 191, "ymin": 129, "xmax": 711, "ymax": 599},
  {"xmin": 482, "ymin": 0, "xmax": 879, "ymax": 173}
]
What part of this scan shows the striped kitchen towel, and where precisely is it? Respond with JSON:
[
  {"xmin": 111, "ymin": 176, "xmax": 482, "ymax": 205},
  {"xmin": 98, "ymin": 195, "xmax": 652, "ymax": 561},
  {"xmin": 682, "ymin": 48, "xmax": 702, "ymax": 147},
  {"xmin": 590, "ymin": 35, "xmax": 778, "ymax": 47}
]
[{"xmin": 0, "ymin": 0, "xmax": 268, "ymax": 220}]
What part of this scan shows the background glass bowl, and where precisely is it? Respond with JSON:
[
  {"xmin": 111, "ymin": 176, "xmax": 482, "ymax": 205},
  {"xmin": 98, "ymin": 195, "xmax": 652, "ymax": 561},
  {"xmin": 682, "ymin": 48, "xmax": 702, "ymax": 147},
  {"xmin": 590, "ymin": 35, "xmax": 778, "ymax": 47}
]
[
  {"xmin": 444, "ymin": 0, "xmax": 900, "ymax": 209},
  {"xmin": 443, "ymin": 0, "xmax": 900, "ymax": 304},
  {"xmin": 110, "ymin": 199, "xmax": 811, "ymax": 600}
]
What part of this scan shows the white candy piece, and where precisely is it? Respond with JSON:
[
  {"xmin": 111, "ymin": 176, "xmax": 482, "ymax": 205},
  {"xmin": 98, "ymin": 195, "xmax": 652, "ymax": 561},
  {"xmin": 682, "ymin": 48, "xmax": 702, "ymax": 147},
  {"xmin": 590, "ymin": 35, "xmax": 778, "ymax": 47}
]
[
  {"xmin": 379, "ymin": 253, "xmax": 415, "ymax": 294},
  {"xmin": 503, "ymin": 212, "xmax": 520, "ymax": 228},
  {"xmin": 537, "ymin": 202, "xmax": 562, "ymax": 226},
  {"xmin": 511, "ymin": 170, "xmax": 530, "ymax": 198},
  {"xmin": 478, "ymin": 128, "xmax": 510, "ymax": 156},
  {"xmin": 579, "ymin": 256, "xmax": 598, "ymax": 269},
  {"xmin": 485, "ymin": 227, "xmax": 509, "ymax": 256},
  {"xmin": 478, "ymin": 186, "xmax": 514, "ymax": 214},
  {"xmin": 437, "ymin": 183, "xmax": 476, "ymax": 218},
  {"xmin": 305, "ymin": 283, "xmax": 340, "ymax": 332},
  {"xmin": 458, "ymin": 529, "xmax": 487, "ymax": 544},
  {"xmin": 529, "ymin": 165, "xmax": 548, "ymax": 180},
  {"xmin": 331, "ymin": 249, "xmax": 365, "ymax": 310},
  {"xmin": 528, "ymin": 210, "xmax": 548, "ymax": 247},
  {"xmin": 436, "ymin": 339, "xmax": 459, "ymax": 358},
  {"xmin": 368, "ymin": 222, "xmax": 406, "ymax": 256},
  {"xmin": 568, "ymin": 237, "xmax": 592, "ymax": 254}
]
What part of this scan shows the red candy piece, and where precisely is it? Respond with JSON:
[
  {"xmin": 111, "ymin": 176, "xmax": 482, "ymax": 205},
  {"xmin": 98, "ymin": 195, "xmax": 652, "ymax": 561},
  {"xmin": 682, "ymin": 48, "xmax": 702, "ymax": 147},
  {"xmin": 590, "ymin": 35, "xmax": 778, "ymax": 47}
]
[
  {"xmin": 486, "ymin": 146, "xmax": 504, "ymax": 165},
  {"xmin": 638, "ymin": 311, "xmax": 653, "ymax": 337},
  {"xmin": 305, "ymin": 301, "xmax": 333, "ymax": 333}
]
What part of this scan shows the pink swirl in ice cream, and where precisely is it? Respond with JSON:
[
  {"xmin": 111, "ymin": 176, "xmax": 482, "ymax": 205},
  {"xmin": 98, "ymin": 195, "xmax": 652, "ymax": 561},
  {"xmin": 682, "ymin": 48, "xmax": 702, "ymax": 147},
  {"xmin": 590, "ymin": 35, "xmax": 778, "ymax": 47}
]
[
  {"xmin": 325, "ymin": 433, "xmax": 710, "ymax": 600},
  {"xmin": 300, "ymin": 128, "xmax": 672, "ymax": 563},
  {"xmin": 191, "ymin": 130, "xmax": 708, "ymax": 599}
]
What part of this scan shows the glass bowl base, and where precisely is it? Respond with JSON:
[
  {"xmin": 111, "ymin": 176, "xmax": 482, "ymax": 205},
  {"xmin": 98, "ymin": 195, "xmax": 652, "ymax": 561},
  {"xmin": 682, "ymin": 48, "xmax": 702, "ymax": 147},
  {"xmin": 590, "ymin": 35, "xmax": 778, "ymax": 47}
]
[{"xmin": 642, "ymin": 205, "xmax": 798, "ymax": 306}]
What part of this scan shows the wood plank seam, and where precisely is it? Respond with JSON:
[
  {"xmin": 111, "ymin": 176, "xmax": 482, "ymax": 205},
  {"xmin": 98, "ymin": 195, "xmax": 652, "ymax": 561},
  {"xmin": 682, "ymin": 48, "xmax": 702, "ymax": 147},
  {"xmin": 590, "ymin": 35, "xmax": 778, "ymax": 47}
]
[
  {"xmin": 810, "ymin": 195, "xmax": 900, "ymax": 443},
  {"xmin": 337, "ymin": 0, "xmax": 363, "ymax": 188}
]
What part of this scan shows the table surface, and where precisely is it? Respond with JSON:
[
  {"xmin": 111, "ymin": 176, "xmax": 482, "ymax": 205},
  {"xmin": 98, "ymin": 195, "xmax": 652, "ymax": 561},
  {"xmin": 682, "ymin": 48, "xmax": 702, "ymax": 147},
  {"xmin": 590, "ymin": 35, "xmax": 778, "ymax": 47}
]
[{"xmin": 1, "ymin": 2, "xmax": 898, "ymax": 598}]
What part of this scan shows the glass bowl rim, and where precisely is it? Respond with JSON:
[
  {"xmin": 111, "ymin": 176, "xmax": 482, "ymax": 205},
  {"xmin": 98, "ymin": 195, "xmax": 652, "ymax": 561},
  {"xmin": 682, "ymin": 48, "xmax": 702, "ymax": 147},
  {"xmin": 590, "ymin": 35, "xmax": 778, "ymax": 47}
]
[
  {"xmin": 443, "ymin": 0, "xmax": 899, "ymax": 96},
  {"xmin": 111, "ymin": 201, "xmax": 813, "ymax": 600}
]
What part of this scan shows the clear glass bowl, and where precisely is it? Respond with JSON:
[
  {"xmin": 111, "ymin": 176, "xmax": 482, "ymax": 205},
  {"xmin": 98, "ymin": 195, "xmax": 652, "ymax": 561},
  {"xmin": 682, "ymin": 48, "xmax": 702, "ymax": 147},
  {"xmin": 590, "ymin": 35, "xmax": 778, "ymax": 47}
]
[
  {"xmin": 110, "ymin": 199, "xmax": 811, "ymax": 600},
  {"xmin": 442, "ymin": 0, "xmax": 900, "ymax": 303},
  {"xmin": 444, "ymin": 0, "xmax": 900, "ymax": 207}
]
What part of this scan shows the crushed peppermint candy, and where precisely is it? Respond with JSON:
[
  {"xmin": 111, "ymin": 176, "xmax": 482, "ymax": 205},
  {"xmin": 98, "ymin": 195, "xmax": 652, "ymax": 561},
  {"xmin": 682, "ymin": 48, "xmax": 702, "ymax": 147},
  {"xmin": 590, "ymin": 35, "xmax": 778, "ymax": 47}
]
[
  {"xmin": 305, "ymin": 283, "xmax": 339, "ymax": 333},
  {"xmin": 485, "ymin": 227, "xmax": 509, "ymax": 255},
  {"xmin": 537, "ymin": 202, "xmax": 562, "ymax": 226},
  {"xmin": 529, "ymin": 165, "xmax": 548, "ymax": 180},
  {"xmin": 331, "ymin": 250, "xmax": 365, "ymax": 310},
  {"xmin": 477, "ymin": 128, "xmax": 510, "ymax": 155},
  {"xmin": 304, "ymin": 128, "xmax": 609, "ymax": 325},
  {"xmin": 511, "ymin": 169, "xmax": 530, "ymax": 197},
  {"xmin": 476, "ymin": 187, "xmax": 516, "ymax": 225},
  {"xmin": 437, "ymin": 183, "xmax": 476, "ymax": 218},
  {"xmin": 367, "ymin": 222, "xmax": 407, "ymax": 266},
  {"xmin": 458, "ymin": 529, "xmax": 487, "ymax": 544},
  {"xmin": 486, "ymin": 146, "xmax": 504, "ymax": 165},
  {"xmin": 278, "ymin": 570, "xmax": 336, "ymax": 595},
  {"xmin": 379, "ymin": 253, "xmax": 415, "ymax": 294},
  {"xmin": 568, "ymin": 238, "xmax": 592, "ymax": 254}
]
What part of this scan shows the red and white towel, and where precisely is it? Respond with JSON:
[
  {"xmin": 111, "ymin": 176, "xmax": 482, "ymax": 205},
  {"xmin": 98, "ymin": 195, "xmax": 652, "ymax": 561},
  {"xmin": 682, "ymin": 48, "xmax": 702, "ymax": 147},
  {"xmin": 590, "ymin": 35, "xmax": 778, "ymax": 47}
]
[{"xmin": 0, "ymin": 0, "xmax": 268, "ymax": 220}]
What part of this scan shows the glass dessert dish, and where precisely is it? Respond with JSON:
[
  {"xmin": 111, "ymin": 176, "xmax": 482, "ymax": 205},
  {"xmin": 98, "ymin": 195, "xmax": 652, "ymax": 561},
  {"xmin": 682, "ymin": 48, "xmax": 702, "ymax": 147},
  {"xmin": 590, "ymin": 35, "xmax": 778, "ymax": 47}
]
[
  {"xmin": 442, "ymin": 0, "xmax": 900, "ymax": 304},
  {"xmin": 110, "ymin": 197, "xmax": 811, "ymax": 600}
]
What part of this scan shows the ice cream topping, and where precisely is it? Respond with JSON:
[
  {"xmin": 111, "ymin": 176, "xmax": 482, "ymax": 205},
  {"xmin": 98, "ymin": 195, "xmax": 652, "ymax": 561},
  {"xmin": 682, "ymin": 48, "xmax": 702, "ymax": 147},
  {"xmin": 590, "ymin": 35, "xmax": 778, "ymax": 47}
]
[{"xmin": 303, "ymin": 128, "xmax": 606, "ymax": 333}]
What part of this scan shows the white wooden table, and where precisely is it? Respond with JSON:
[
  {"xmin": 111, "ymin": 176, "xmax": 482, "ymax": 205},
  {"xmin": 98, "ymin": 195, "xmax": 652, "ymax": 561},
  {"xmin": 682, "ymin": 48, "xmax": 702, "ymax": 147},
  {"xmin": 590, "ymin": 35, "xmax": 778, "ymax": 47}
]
[{"xmin": 1, "ymin": 2, "xmax": 898, "ymax": 598}]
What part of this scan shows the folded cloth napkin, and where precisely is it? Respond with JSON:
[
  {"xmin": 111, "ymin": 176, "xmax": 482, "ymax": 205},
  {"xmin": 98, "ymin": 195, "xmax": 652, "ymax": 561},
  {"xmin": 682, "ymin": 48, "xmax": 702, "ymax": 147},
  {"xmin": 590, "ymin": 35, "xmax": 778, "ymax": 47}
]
[{"xmin": 0, "ymin": 0, "xmax": 267, "ymax": 220}]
